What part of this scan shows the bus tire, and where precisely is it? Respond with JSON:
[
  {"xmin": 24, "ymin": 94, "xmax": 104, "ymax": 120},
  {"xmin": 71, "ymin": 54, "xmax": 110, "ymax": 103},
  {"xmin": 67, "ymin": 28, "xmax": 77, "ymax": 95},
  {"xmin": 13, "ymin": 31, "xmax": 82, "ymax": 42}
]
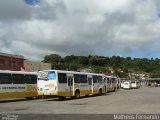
[
  {"xmin": 75, "ymin": 90, "xmax": 80, "ymax": 99},
  {"xmin": 85, "ymin": 94, "xmax": 89, "ymax": 97},
  {"xmin": 113, "ymin": 87, "xmax": 116, "ymax": 92},
  {"xmin": 58, "ymin": 96, "xmax": 66, "ymax": 100},
  {"xmin": 99, "ymin": 88, "xmax": 102, "ymax": 95},
  {"xmin": 26, "ymin": 97, "xmax": 34, "ymax": 100},
  {"xmin": 40, "ymin": 95, "xmax": 46, "ymax": 99}
]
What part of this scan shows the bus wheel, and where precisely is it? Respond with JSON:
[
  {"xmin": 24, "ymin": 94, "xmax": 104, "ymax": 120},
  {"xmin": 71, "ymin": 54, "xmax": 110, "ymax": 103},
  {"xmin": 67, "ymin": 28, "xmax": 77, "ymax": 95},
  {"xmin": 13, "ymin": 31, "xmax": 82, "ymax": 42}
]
[
  {"xmin": 99, "ymin": 89, "xmax": 102, "ymax": 95},
  {"xmin": 58, "ymin": 96, "xmax": 66, "ymax": 100},
  {"xmin": 113, "ymin": 87, "xmax": 116, "ymax": 92},
  {"xmin": 26, "ymin": 97, "xmax": 34, "ymax": 100},
  {"xmin": 85, "ymin": 94, "xmax": 89, "ymax": 97},
  {"xmin": 75, "ymin": 90, "xmax": 80, "ymax": 99}
]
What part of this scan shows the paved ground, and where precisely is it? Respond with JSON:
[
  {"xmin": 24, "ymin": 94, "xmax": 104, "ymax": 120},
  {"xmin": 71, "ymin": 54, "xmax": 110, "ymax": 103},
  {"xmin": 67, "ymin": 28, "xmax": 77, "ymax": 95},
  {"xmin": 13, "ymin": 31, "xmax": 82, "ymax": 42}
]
[{"xmin": 0, "ymin": 87, "xmax": 160, "ymax": 114}]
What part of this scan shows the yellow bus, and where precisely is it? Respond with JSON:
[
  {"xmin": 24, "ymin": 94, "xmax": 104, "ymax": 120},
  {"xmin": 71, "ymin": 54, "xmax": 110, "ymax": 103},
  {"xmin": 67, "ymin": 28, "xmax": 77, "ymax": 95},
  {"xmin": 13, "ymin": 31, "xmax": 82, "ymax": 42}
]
[
  {"xmin": 37, "ymin": 70, "xmax": 105, "ymax": 99},
  {"xmin": 0, "ymin": 70, "xmax": 37, "ymax": 99},
  {"xmin": 131, "ymin": 80, "xmax": 141, "ymax": 89}
]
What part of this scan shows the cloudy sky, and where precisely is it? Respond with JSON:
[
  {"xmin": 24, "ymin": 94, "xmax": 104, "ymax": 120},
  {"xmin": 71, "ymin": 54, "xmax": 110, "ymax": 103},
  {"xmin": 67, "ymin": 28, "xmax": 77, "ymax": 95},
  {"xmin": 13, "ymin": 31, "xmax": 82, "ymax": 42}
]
[{"xmin": 0, "ymin": 0, "xmax": 160, "ymax": 61}]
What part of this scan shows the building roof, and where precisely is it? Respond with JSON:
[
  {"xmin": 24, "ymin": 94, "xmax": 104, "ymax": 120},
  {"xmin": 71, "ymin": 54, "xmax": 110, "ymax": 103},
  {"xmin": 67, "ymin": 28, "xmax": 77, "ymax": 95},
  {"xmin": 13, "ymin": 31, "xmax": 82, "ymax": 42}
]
[{"xmin": 0, "ymin": 52, "xmax": 24, "ymax": 59}]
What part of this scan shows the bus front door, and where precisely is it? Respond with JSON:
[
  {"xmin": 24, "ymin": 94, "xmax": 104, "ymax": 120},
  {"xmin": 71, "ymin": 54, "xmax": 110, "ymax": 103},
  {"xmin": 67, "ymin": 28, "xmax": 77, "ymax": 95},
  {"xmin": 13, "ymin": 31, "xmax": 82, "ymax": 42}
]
[
  {"xmin": 88, "ymin": 77, "xmax": 93, "ymax": 94},
  {"xmin": 107, "ymin": 79, "xmax": 112, "ymax": 92},
  {"xmin": 104, "ymin": 78, "xmax": 107, "ymax": 93},
  {"xmin": 68, "ymin": 76, "xmax": 73, "ymax": 96}
]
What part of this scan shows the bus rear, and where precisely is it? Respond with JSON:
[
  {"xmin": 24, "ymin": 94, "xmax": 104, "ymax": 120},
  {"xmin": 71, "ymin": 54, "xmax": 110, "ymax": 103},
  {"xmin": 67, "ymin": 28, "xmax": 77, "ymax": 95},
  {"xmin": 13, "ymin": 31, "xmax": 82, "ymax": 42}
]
[
  {"xmin": 37, "ymin": 70, "xmax": 58, "ymax": 97},
  {"xmin": 123, "ymin": 81, "xmax": 131, "ymax": 89},
  {"xmin": 131, "ymin": 81, "xmax": 141, "ymax": 89}
]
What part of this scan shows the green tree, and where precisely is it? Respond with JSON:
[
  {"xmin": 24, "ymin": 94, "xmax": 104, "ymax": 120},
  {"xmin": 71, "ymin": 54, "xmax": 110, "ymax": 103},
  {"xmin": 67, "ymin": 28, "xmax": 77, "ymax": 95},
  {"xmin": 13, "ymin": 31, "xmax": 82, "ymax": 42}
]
[
  {"xmin": 43, "ymin": 54, "xmax": 61, "ymax": 69},
  {"xmin": 68, "ymin": 63, "xmax": 80, "ymax": 71},
  {"xmin": 150, "ymin": 72, "xmax": 160, "ymax": 78},
  {"xmin": 110, "ymin": 56, "xmax": 123, "ymax": 68},
  {"xmin": 64, "ymin": 55, "xmax": 78, "ymax": 63},
  {"xmin": 78, "ymin": 56, "xmax": 89, "ymax": 65}
]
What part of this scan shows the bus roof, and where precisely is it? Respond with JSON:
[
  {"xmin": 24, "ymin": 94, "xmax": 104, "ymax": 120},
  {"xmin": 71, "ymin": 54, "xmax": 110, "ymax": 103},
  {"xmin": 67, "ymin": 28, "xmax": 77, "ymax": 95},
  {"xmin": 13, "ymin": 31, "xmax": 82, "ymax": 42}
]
[
  {"xmin": 38, "ymin": 70, "xmax": 105, "ymax": 76},
  {"xmin": 105, "ymin": 75, "xmax": 117, "ymax": 78}
]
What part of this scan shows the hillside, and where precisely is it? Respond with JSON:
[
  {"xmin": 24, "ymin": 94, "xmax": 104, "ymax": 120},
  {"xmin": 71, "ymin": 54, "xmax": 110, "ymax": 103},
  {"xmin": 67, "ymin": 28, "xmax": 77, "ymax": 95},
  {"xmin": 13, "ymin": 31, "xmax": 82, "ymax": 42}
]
[{"xmin": 42, "ymin": 54, "xmax": 160, "ymax": 78}]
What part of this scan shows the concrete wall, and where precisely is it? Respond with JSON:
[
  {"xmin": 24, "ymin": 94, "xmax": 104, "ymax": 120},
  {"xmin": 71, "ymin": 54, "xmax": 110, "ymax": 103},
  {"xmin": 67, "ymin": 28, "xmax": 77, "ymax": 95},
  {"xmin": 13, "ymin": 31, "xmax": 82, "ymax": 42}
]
[{"xmin": 24, "ymin": 60, "xmax": 51, "ymax": 72}]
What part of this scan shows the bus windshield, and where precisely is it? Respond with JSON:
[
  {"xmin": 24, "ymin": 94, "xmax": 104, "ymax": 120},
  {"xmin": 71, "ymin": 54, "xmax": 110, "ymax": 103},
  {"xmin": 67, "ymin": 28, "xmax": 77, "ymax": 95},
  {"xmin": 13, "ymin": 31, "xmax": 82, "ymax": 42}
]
[{"xmin": 38, "ymin": 71, "xmax": 56, "ymax": 80}]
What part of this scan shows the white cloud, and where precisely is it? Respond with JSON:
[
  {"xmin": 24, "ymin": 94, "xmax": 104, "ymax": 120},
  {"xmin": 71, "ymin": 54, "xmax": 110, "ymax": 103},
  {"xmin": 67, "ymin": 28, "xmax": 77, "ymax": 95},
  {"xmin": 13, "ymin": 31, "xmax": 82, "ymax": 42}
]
[{"xmin": 0, "ymin": 0, "xmax": 160, "ymax": 60}]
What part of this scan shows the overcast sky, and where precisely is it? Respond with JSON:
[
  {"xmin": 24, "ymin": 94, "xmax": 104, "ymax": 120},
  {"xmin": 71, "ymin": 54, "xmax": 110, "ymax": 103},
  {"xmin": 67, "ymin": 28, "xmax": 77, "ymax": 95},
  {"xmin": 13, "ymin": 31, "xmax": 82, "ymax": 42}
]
[{"xmin": 0, "ymin": 0, "xmax": 160, "ymax": 61}]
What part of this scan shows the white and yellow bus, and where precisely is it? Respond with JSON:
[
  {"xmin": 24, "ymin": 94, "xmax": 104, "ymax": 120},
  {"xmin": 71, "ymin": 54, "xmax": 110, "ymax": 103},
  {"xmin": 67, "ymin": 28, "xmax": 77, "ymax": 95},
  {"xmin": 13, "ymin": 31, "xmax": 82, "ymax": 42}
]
[
  {"xmin": 123, "ymin": 81, "xmax": 131, "ymax": 89},
  {"xmin": 131, "ymin": 80, "xmax": 141, "ymax": 89},
  {"xmin": 0, "ymin": 70, "xmax": 37, "ymax": 99},
  {"xmin": 37, "ymin": 70, "xmax": 105, "ymax": 99},
  {"xmin": 104, "ymin": 76, "xmax": 118, "ymax": 92}
]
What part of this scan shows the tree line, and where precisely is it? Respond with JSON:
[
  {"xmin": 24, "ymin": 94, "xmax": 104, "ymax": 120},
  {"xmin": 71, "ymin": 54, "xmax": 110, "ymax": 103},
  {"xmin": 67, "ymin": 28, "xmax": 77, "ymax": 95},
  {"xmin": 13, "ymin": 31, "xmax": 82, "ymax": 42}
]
[{"xmin": 42, "ymin": 54, "xmax": 160, "ymax": 78}]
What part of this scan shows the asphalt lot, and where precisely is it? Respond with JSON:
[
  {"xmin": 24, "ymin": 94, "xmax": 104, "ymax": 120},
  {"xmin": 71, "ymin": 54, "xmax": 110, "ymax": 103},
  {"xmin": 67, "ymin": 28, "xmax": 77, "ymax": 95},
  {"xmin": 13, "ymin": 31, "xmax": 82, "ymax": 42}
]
[{"xmin": 0, "ymin": 87, "xmax": 160, "ymax": 114}]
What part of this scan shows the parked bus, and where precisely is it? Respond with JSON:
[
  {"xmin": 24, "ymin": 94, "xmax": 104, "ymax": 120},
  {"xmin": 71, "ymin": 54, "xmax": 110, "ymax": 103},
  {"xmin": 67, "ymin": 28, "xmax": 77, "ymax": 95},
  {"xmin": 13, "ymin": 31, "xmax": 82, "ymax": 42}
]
[
  {"xmin": 0, "ymin": 70, "xmax": 37, "ymax": 99},
  {"xmin": 37, "ymin": 70, "xmax": 105, "ymax": 99},
  {"xmin": 120, "ymin": 80, "xmax": 125, "ymax": 88},
  {"xmin": 123, "ymin": 81, "xmax": 131, "ymax": 89},
  {"xmin": 131, "ymin": 80, "xmax": 141, "ymax": 89},
  {"xmin": 104, "ymin": 76, "xmax": 118, "ymax": 92}
]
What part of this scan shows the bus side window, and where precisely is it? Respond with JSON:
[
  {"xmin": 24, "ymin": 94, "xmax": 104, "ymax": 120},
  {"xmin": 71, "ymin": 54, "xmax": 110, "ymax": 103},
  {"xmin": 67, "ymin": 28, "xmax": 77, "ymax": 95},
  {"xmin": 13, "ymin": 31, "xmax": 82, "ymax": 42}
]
[
  {"xmin": 25, "ymin": 75, "xmax": 37, "ymax": 84},
  {"xmin": 107, "ymin": 78, "xmax": 110, "ymax": 85},
  {"xmin": 0, "ymin": 73, "xmax": 12, "ymax": 84},
  {"xmin": 74, "ymin": 74, "xmax": 80, "ymax": 83},
  {"xmin": 58, "ymin": 73, "xmax": 67, "ymax": 83},
  {"xmin": 104, "ymin": 78, "xmax": 107, "ymax": 83},
  {"xmin": 12, "ymin": 74, "xmax": 25, "ymax": 84},
  {"xmin": 112, "ymin": 78, "xmax": 115, "ymax": 84},
  {"xmin": 31, "ymin": 75, "xmax": 37, "ymax": 84},
  {"xmin": 88, "ymin": 78, "xmax": 92, "ymax": 85},
  {"xmin": 93, "ymin": 76, "xmax": 98, "ymax": 83},
  {"xmin": 79, "ymin": 75, "xmax": 87, "ymax": 83},
  {"xmin": 98, "ymin": 76, "xmax": 103, "ymax": 83}
]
